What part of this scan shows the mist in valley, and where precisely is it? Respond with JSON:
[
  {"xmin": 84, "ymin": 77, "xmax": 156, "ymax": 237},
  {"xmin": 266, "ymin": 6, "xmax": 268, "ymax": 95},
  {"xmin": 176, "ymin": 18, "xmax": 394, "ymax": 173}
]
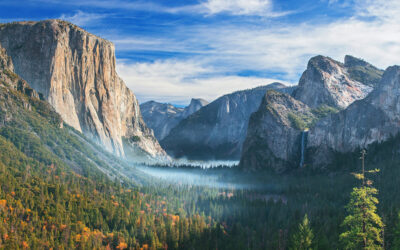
[{"xmin": 131, "ymin": 159, "xmax": 287, "ymax": 199}]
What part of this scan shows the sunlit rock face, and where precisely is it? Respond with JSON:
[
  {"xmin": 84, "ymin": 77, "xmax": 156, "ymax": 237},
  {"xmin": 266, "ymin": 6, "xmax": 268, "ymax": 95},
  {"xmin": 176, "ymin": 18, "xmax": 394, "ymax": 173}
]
[
  {"xmin": 308, "ymin": 66, "xmax": 400, "ymax": 166},
  {"xmin": 239, "ymin": 55, "xmax": 385, "ymax": 172},
  {"xmin": 293, "ymin": 55, "xmax": 373, "ymax": 109},
  {"xmin": 161, "ymin": 83, "xmax": 295, "ymax": 160},
  {"xmin": 141, "ymin": 98, "xmax": 209, "ymax": 141},
  {"xmin": 239, "ymin": 90, "xmax": 314, "ymax": 173},
  {"xmin": 0, "ymin": 20, "xmax": 165, "ymax": 158}
]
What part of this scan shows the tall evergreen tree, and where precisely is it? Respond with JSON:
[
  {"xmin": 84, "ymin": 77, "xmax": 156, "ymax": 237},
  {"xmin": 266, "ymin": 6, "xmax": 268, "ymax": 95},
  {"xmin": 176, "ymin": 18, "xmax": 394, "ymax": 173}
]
[
  {"xmin": 393, "ymin": 211, "xmax": 400, "ymax": 249},
  {"xmin": 290, "ymin": 214, "xmax": 314, "ymax": 250},
  {"xmin": 340, "ymin": 149, "xmax": 384, "ymax": 249}
]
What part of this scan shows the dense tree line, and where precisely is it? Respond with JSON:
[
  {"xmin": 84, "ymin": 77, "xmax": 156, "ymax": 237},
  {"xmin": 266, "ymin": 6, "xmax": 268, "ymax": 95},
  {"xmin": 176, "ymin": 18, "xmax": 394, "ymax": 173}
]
[{"xmin": 3, "ymin": 76, "xmax": 400, "ymax": 249}]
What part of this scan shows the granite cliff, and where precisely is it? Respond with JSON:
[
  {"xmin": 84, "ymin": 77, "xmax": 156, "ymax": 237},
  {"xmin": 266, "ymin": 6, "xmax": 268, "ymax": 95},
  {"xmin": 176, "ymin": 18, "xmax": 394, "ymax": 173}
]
[
  {"xmin": 0, "ymin": 44, "xmax": 40, "ymax": 101},
  {"xmin": 240, "ymin": 55, "xmax": 384, "ymax": 172},
  {"xmin": 0, "ymin": 44, "xmax": 148, "ymax": 183},
  {"xmin": 141, "ymin": 98, "xmax": 209, "ymax": 141},
  {"xmin": 161, "ymin": 83, "xmax": 295, "ymax": 160},
  {"xmin": 308, "ymin": 66, "xmax": 400, "ymax": 166},
  {"xmin": 0, "ymin": 20, "xmax": 165, "ymax": 159},
  {"xmin": 240, "ymin": 90, "xmax": 315, "ymax": 172},
  {"xmin": 292, "ymin": 55, "xmax": 373, "ymax": 109}
]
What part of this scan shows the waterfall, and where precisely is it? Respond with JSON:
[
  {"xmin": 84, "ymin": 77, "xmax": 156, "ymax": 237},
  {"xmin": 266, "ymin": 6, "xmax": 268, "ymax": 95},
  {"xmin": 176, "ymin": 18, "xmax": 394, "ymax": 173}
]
[{"xmin": 299, "ymin": 129, "xmax": 308, "ymax": 167}]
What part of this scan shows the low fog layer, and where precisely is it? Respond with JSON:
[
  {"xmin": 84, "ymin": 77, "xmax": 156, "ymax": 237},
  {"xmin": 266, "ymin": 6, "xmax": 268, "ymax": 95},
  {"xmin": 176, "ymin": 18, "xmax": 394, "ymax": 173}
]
[
  {"xmin": 135, "ymin": 164, "xmax": 256, "ymax": 190},
  {"xmin": 167, "ymin": 159, "xmax": 239, "ymax": 169}
]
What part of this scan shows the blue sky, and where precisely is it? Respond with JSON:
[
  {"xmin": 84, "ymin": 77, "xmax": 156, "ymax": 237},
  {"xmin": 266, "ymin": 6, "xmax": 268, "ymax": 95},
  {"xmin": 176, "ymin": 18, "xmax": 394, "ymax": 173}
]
[{"xmin": 1, "ymin": 0, "xmax": 400, "ymax": 105}]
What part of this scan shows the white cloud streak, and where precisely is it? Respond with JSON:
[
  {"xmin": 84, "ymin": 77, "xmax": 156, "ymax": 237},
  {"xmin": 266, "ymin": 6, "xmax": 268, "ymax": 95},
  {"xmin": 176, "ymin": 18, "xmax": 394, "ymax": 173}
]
[
  {"xmin": 39, "ymin": 0, "xmax": 290, "ymax": 17},
  {"xmin": 52, "ymin": 0, "xmax": 400, "ymax": 104},
  {"xmin": 113, "ymin": 0, "xmax": 400, "ymax": 105},
  {"xmin": 201, "ymin": 0, "xmax": 289, "ymax": 17},
  {"xmin": 59, "ymin": 11, "xmax": 108, "ymax": 27},
  {"xmin": 116, "ymin": 59, "xmax": 286, "ymax": 105}
]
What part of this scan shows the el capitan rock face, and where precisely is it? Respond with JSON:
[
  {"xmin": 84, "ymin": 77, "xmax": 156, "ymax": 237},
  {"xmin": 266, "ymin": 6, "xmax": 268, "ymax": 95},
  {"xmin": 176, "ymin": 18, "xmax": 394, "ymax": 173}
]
[
  {"xmin": 161, "ymin": 83, "xmax": 295, "ymax": 160},
  {"xmin": 292, "ymin": 55, "xmax": 373, "ymax": 109},
  {"xmin": 0, "ymin": 20, "xmax": 165, "ymax": 158},
  {"xmin": 140, "ymin": 98, "xmax": 209, "ymax": 141}
]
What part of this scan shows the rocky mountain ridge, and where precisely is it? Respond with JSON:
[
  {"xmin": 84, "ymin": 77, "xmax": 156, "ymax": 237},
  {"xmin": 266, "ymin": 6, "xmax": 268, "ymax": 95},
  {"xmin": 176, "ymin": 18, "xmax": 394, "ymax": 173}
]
[
  {"xmin": 140, "ymin": 98, "xmax": 209, "ymax": 141},
  {"xmin": 292, "ymin": 55, "xmax": 373, "ymax": 109},
  {"xmin": 240, "ymin": 55, "xmax": 386, "ymax": 172},
  {"xmin": 0, "ymin": 42, "xmax": 148, "ymax": 183},
  {"xmin": 161, "ymin": 83, "xmax": 295, "ymax": 160},
  {"xmin": 308, "ymin": 65, "xmax": 400, "ymax": 166},
  {"xmin": 0, "ymin": 19, "xmax": 165, "ymax": 159},
  {"xmin": 240, "ymin": 90, "xmax": 315, "ymax": 172},
  {"xmin": 0, "ymin": 44, "xmax": 41, "ymax": 100}
]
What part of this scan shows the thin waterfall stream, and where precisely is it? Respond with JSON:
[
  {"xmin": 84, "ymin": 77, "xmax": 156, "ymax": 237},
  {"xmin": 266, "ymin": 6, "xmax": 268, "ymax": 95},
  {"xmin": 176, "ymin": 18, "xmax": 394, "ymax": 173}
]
[{"xmin": 299, "ymin": 129, "xmax": 308, "ymax": 167}]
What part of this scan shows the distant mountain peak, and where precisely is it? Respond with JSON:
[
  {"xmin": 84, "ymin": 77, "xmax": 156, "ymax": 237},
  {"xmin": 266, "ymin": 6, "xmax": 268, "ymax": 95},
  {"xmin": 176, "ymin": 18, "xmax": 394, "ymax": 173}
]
[
  {"xmin": 267, "ymin": 82, "xmax": 287, "ymax": 89},
  {"xmin": 189, "ymin": 98, "xmax": 209, "ymax": 106},
  {"xmin": 160, "ymin": 83, "xmax": 295, "ymax": 160},
  {"xmin": 140, "ymin": 98, "xmax": 208, "ymax": 141},
  {"xmin": 182, "ymin": 98, "xmax": 209, "ymax": 119},
  {"xmin": 293, "ymin": 55, "xmax": 373, "ymax": 109}
]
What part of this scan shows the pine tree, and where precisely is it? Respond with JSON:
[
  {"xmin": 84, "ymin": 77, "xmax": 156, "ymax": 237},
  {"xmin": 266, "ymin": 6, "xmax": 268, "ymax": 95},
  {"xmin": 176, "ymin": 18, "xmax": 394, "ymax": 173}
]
[
  {"xmin": 340, "ymin": 149, "xmax": 384, "ymax": 249},
  {"xmin": 393, "ymin": 211, "xmax": 400, "ymax": 249},
  {"xmin": 290, "ymin": 214, "xmax": 314, "ymax": 250}
]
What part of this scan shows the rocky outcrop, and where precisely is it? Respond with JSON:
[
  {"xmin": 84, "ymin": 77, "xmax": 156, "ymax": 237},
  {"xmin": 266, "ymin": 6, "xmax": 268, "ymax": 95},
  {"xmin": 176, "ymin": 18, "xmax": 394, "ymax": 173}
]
[
  {"xmin": 141, "ymin": 98, "xmax": 209, "ymax": 141},
  {"xmin": 0, "ymin": 44, "xmax": 13, "ymax": 71},
  {"xmin": 0, "ymin": 20, "xmax": 165, "ymax": 158},
  {"xmin": 292, "ymin": 55, "xmax": 373, "ymax": 109},
  {"xmin": 308, "ymin": 66, "xmax": 400, "ymax": 166},
  {"xmin": 141, "ymin": 101, "xmax": 183, "ymax": 141},
  {"xmin": 161, "ymin": 83, "xmax": 295, "ymax": 160},
  {"xmin": 239, "ymin": 55, "xmax": 385, "ymax": 172},
  {"xmin": 344, "ymin": 55, "xmax": 384, "ymax": 87},
  {"xmin": 181, "ymin": 98, "xmax": 209, "ymax": 119},
  {"xmin": 0, "ymin": 44, "xmax": 40, "ymax": 100},
  {"xmin": 239, "ymin": 90, "xmax": 315, "ymax": 172}
]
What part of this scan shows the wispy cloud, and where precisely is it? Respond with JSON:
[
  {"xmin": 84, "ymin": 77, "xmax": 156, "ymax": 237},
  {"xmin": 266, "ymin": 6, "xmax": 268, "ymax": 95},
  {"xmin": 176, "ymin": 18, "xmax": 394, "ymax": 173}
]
[
  {"xmin": 4, "ymin": 0, "xmax": 400, "ymax": 105},
  {"xmin": 200, "ymin": 0, "xmax": 290, "ymax": 17},
  {"xmin": 355, "ymin": 0, "xmax": 400, "ymax": 22},
  {"xmin": 116, "ymin": 59, "xmax": 286, "ymax": 105},
  {"xmin": 110, "ymin": 0, "xmax": 400, "ymax": 104},
  {"xmin": 59, "ymin": 11, "xmax": 108, "ymax": 27},
  {"xmin": 32, "ymin": 0, "xmax": 291, "ymax": 17}
]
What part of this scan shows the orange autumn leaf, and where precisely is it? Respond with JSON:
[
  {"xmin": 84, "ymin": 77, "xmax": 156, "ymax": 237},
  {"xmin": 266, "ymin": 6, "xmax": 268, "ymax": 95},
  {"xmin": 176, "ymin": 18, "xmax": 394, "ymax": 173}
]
[
  {"xmin": 0, "ymin": 199, "xmax": 6, "ymax": 209},
  {"xmin": 116, "ymin": 242, "xmax": 128, "ymax": 249},
  {"xmin": 22, "ymin": 241, "xmax": 29, "ymax": 249}
]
